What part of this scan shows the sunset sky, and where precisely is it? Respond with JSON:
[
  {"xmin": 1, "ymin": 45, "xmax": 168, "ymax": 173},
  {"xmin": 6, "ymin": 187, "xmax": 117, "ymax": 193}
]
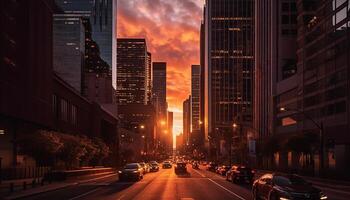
[{"xmin": 117, "ymin": 0, "xmax": 203, "ymax": 136}]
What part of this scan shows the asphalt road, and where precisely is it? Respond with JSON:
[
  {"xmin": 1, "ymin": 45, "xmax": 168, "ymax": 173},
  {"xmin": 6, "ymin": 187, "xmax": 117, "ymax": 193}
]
[
  {"xmin": 23, "ymin": 165, "xmax": 252, "ymax": 200},
  {"xmin": 22, "ymin": 165, "xmax": 350, "ymax": 200}
]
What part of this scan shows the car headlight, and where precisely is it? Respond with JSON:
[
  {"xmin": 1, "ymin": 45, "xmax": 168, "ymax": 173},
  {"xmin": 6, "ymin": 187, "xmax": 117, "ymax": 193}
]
[
  {"xmin": 279, "ymin": 198, "xmax": 290, "ymax": 200},
  {"xmin": 132, "ymin": 171, "xmax": 139, "ymax": 173},
  {"xmin": 320, "ymin": 192, "xmax": 328, "ymax": 200},
  {"xmin": 118, "ymin": 171, "xmax": 122, "ymax": 173}
]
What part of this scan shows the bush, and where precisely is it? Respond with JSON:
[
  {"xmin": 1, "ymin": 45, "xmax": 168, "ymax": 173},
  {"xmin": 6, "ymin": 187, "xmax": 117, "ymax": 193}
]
[{"xmin": 18, "ymin": 130, "xmax": 111, "ymax": 169}]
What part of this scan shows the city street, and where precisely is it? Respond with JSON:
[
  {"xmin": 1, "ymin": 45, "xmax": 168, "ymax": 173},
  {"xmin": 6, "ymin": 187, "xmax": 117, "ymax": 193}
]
[{"xmin": 19, "ymin": 164, "xmax": 350, "ymax": 200}]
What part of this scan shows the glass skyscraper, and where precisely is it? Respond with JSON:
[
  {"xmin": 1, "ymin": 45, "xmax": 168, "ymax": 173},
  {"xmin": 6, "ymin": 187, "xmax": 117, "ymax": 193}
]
[{"xmin": 54, "ymin": 0, "xmax": 117, "ymax": 88}]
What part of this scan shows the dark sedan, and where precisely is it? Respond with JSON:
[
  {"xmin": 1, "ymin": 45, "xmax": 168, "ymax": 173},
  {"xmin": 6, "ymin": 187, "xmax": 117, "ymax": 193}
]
[
  {"xmin": 162, "ymin": 161, "xmax": 172, "ymax": 169},
  {"xmin": 252, "ymin": 173, "xmax": 328, "ymax": 200},
  {"xmin": 226, "ymin": 165, "xmax": 255, "ymax": 184},
  {"xmin": 118, "ymin": 163, "xmax": 144, "ymax": 181},
  {"xmin": 175, "ymin": 162, "xmax": 187, "ymax": 174},
  {"xmin": 149, "ymin": 161, "xmax": 159, "ymax": 172}
]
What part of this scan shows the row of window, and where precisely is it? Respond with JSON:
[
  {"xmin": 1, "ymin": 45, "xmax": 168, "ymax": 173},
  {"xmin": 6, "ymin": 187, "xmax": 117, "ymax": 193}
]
[{"xmin": 52, "ymin": 95, "xmax": 77, "ymax": 126}]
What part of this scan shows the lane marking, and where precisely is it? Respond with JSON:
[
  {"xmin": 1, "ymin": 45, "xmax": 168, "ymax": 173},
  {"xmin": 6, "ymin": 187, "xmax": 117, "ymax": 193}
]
[
  {"xmin": 207, "ymin": 178, "xmax": 247, "ymax": 200},
  {"xmin": 68, "ymin": 188, "xmax": 100, "ymax": 200},
  {"xmin": 78, "ymin": 173, "xmax": 116, "ymax": 185},
  {"xmin": 191, "ymin": 169, "xmax": 206, "ymax": 177}
]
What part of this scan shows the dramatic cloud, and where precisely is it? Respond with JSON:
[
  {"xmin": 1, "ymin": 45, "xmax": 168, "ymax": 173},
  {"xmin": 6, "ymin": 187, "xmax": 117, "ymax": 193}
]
[{"xmin": 117, "ymin": 0, "xmax": 202, "ymax": 135}]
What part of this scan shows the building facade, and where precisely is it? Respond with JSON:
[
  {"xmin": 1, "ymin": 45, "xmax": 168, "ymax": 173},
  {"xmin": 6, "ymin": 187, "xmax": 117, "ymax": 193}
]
[
  {"xmin": 53, "ymin": 14, "xmax": 85, "ymax": 93},
  {"xmin": 54, "ymin": 0, "xmax": 117, "ymax": 88},
  {"xmin": 191, "ymin": 65, "xmax": 202, "ymax": 145},
  {"xmin": 116, "ymin": 38, "xmax": 148, "ymax": 105},
  {"xmin": 183, "ymin": 97, "xmax": 191, "ymax": 147},
  {"xmin": 204, "ymin": 0, "xmax": 255, "ymax": 161},
  {"xmin": 152, "ymin": 62, "xmax": 167, "ymax": 120}
]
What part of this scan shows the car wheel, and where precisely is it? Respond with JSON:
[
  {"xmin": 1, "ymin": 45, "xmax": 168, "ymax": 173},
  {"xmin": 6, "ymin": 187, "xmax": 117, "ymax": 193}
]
[
  {"xmin": 268, "ymin": 192, "xmax": 278, "ymax": 200},
  {"xmin": 252, "ymin": 188, "xmax": 260, "ymax": 200}
]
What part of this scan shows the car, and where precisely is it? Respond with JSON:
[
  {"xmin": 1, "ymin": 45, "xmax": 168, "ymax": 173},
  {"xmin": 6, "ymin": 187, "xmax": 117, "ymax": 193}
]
[
  {"xmin": 252, "ymin": 173, "xmax": 328, "ymax": 200},
  {"xmin": 162, "ymin": 161, "xmax": 172, "ymax": 169},
  {"xmin": 217, "ymin": 165, "xmax": 231, "ymax": 176},
  {"xmin": 192, "ymin": 161, "xmax": 199, "ymax": 169},
  {"xmin": 149, "ymin": 161, "xmax": 159, "ymax": 172},
  {"xmin": 207, "ymin": 162, "xmax": 218, "ymax": 172},
  {"xmin": 139, "ymin": 162, "xmax": 148, "ymax": 173},
  {"xmin": 226, "ymin": 165, "xmax": 255, "ymax": 184},
  {"xmin": 175, "ymin": 162, "xmax": 187, "ymax": 174},
  {"xmin": 118, "ymin": 163, "xmax": 144, "ymax": 181}
]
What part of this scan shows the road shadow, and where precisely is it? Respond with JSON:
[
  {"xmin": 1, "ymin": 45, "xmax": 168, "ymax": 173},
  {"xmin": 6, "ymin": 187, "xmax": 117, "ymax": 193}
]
[{"xmin": 175, "ymin": 172, "xmax": 191, "ymax": 178}]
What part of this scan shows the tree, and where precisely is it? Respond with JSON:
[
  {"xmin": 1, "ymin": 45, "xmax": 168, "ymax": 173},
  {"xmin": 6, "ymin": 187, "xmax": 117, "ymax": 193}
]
[
  {"xmin": 17, "ymin": 130, "xmax": 63, "ymax": 165},
  {"xmin": 58, "ymin": 134, "xmax": 86, "ymax": 169}
]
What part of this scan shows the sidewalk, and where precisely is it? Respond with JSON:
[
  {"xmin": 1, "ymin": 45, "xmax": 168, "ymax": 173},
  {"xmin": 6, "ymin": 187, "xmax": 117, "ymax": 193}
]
[{"xmin": 1, "ymin": 170, "xmax": 117, "ymax": 200}]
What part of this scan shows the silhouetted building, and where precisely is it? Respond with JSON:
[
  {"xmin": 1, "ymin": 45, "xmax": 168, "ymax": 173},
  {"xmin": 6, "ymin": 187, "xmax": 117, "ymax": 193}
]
[
  {"xmin": 116, "ymin": 38, "xmax": 149, "ymax": 105},
  {"xmin": 152, "ymin": 62, "xmax": 167, "ymax": 120},
  {"xmin": 53, "ymin": 14, "xmax": 85, "ymax": 93},
  {"xmin": 54, "ymin": 0, "xmax": 117, "ymax": 88},
  {"xmin": 183, "ymin": 97, "xmax": 191, "ymax": 146},
  {"xmin": 147, "ymin": 52, "xmax": 153, "ymax": 104},
  {"xmin": 200, "ymin": 20, "xmax": 206, "ymax": 149},
  {"xmin": 191, "ymin": 65, "xmax": 202, "ymax": 145},
  {"xmin": 167, "ymin": 111, "xmax": 174, "ymax": 152},
  {"xmin": 204, "ymin": 0, "xmax": 255, "ymax": 161}
]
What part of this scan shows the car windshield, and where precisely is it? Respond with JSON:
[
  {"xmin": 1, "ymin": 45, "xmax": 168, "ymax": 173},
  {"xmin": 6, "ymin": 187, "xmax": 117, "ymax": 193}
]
[
  {"xmin": 273, "ymin": 175, "xmax": 308, "ymax": 186},
  {"xmin": 124, "ymin": 164, "xmax": 139, "ymax": 169}
]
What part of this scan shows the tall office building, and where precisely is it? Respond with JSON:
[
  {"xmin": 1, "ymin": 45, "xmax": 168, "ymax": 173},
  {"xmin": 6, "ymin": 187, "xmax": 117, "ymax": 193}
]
[
  {"xmin": 116, "ymin": 38, "xmax": 148, "ymax": 105},
  {"xmin": 200, "ymin": 20, "xmax": 206, "ymax": 148},
  {"xmin": 183, "ymin": 97, "xmax": 191, "ymax": 146},
  {"xmin": 167, "ymin": 111, "xmax": 174, "ymax": 151},
  {"xmin": 146, "ymin": 52, "xmax": 153, "ymax": 104},
  {"xmin": 54, "ymin": 0, "xmax": 117, "ymax": 89},
  {"xmin": 53, "ymin": 14, "xmax": 85, "ymax": 93},
  {"xmin": 204, "ymin": 0, "xmax": 254, "ymax": 159},
  {"xmin": 255, "ymin": 0, "xmax": 298, "ymax": 167},
  {"xmin": 191, "ymin": 65, "xmax": 201, "ymax": 145},
  {"xmin": 153, "ymin": 62, "xmax": 167, "ymax": 120}
]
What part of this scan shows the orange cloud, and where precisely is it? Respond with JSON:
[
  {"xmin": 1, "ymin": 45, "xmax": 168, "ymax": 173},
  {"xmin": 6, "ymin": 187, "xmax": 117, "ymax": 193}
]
[{"xmin": 117, "ymin": 0, "xmax": 202, "ymax": 135}]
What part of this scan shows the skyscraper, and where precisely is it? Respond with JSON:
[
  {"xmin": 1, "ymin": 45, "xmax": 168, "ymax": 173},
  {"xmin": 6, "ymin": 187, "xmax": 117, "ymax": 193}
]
[
  {"xmin": 152, "ymin": 62, "xmax": 167, "ymax": 120},
  {"xmin": 53, "ymin": 14, "xmax": 85, "ymax": 93},
  {"xmin": 54, "ymin": 0, "xmax": 117, "ymax": 88},
  {"xmin": 167, "ymin": 111, "xmax": 174, "ymax": 151},
  {"xmin": 183, "ymin": 97, "xmax": 191, "ymax": 146},
  {"xmin": 204, "ymin": 0, "xmax": 254, "ymax": 160},
  {"xmin": 191, "ymin": 65, "xmax": 201, "ymax": 145},
  {"xmin": 146, "ymin": 52, "xmax": 152, "ymax": 104},
  {"xmin": 116, "ymin": 38, "xmax": 148, "ymax": 105}
]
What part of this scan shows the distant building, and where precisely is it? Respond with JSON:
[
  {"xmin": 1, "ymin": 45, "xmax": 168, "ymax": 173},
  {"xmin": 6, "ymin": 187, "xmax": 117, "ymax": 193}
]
[
  {"xmin": 176, "ymin": 133, "xmax": 184, "ymax": 151},
  {"xmin": 204, "ymin": 0, "xmax": 254, "ymax": 161},
  {"xmin": 152, "ymin": 62, "xmax": 167, "ymax": 120},
  {"xmin": 53, "ymin": 14, "xmax": 85, "ymax": 93},
  {"xmin": 167, "ymin": 111, "xmax": 174, "ymax": 151},
  {"xmin": 191, "ymin": 65, "xmax": 202, "ymax": 146},
  {"xmin": 146, "ymin": 52, "xmax": 153, "ymax": 104},
  {"xmin": 116, "ymin": 38, "xmax": 148, "ymax": 105},
  {"xmin": 183, "ymin": 97, "xmax": 191, "ymax": 146}
]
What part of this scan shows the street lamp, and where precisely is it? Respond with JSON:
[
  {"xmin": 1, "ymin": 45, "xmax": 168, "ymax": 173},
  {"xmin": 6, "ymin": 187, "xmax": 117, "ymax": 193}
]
[
  {"xmin": 198, "ymin": 120, "xmax": 203, "ymax": 125},
  {"xmin": 232, "ymin": 123, "xmax": 238, "ymax": 128},
  {"xmin": 140, "ymin": 125, "xmax": 145, "ymax": 129},
  {"xmin": 279, "ymin": 107, "xmax": 325, "ymax": 174},
  {"xmin": 160, "ymin": 120, "xmax": 166, "ymax": 126}
]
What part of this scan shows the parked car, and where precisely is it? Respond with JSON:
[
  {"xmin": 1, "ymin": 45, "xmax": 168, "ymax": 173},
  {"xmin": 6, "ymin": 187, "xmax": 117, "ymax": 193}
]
[
  {"xmin": 252, "ymin": 173, "xmax": 328, "ymax": 200},
  {"xmin": 149, "ymin": 161, "xmax": 159, "ymax": 172},
  {"xmin": 192, "ymin": 161, "xmax": 199, "ymax": 169},
  {"xmin": 118, "ymin": 163, "xmax": 144, "ymax": 181},
  {"xmin": 139, "ymin": 162, "xmax": 149, "ymax": 173},
  {"xmin": 175, "ymin": 162, "xmax": 187, "ymax": 174},
  {"xmin": 162, "ymin": 161, "xmax": 172, "ymax": 169},
  {"xmin": 226, "ymin": 165, "xmax": 254, "ymax": 184},
  {"xmin": 207, "ymin": 162, "xmax": 218, "ymax": 172},
  {"xmin": 216, "ymin": 165, "xmax": 231, "ymax": 176}
]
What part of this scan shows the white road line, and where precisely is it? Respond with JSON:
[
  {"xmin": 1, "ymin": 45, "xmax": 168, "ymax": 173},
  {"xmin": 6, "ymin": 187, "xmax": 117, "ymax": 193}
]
[
  {"xmin": 78, "ymin": 173, "xmax": 116, "ymax": 184},
  {"xmin": 68, "ymin": 188, "xmax": 100, "ymax": 200},
  {"xmin": 192, "ymin": 169, "xmax": 206, "ymax": 177},
  {"xmin": 207, "ymin": 178, "xmax": 247, "ymax": 200}
]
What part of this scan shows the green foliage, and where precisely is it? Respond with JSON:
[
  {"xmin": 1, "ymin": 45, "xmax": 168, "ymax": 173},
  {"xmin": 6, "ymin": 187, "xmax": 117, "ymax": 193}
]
[{"xmin": 17, "ymin": 129, "xmax": 111, "ymax": 168}]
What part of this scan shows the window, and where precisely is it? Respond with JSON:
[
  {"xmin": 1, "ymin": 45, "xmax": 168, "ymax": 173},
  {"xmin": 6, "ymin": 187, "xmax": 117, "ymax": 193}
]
[
  {"xmin": 282, "ymin": 15, "xmax": 289, "ymax": 24},
  {"xmin": 71, "ymin": 105, "xmax": 77, "ymax": 125},
  {"xmin": 282, "ymin": 3, "xmax": 289, "ymax": 12},
  {"xmin": 290, "ymin": 2, "xmax": 297, "ymax": 11},
  {"xmin": 60, "ymin": 99, "xmax": 68, "ymax": 122}
]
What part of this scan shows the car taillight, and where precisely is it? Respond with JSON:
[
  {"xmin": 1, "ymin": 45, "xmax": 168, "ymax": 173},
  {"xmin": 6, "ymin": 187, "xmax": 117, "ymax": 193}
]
[
  {"xmin": 251, "ymin": 170, "xmax": 255, "ymax": 173},
  {"xmin": 236, "ymin": 171, "xmax": 241, "ymax": 174}
]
